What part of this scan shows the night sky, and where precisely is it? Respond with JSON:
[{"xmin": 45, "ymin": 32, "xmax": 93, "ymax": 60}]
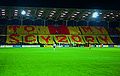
[{"xmin": 0, "ymin": 0, "xmax": 120, "ymax": 10}]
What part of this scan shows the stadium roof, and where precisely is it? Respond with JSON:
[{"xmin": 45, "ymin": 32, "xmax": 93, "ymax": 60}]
[
  {"xmin": 0, "ymin": 6, "xmax": 120, "ymax": 21},
  {"xmin": 0, "ymin": 0, "xmax": 120, "ymax": 10}
]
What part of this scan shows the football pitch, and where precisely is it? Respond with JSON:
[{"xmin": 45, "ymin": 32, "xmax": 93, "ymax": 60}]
[{"xmin": 0, "ymin": 47, "xmax": 120, "ymax": 76}]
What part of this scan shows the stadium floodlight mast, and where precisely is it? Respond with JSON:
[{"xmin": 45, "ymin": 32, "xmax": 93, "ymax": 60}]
[
  {"xmin": 21, "ymin": 10, "xmax": 26, "ymax": 25},
  {"xmin": 92, "ymin": 12, "xmax": 99, "ymax": 18}
]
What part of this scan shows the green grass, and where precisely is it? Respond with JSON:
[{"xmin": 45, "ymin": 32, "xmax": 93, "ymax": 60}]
[{"xmin": 0, "ymin": 47, "xmax": 120, "ymax": 76}]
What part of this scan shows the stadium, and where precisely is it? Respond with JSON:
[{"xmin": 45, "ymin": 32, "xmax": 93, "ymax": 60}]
[{"xmin": 0, "ymin": 6, "xmax": 120, "ymax": 76}]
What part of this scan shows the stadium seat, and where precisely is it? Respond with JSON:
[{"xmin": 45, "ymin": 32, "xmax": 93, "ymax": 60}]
[
  {"xmin": 77, "ymin": 20, "xmax": 87, "ymax": 26},
  {"xmin": 23, "ymin": 19, "xmax": 33, "ymax": 25},
  {"xmin": 111, "ymin": 37, "xmax": 120, "ymax": 44},
  {"xmin": 0, "ymin": 18, "xmax": 9, "ymax": 25},
  {"xmin": 88, "ymin": 21, "xmax": 99, "ymax": 26},
  {"xmin": 99, "ymin": 21, "xmax": 108, "ymax": 27},
  {"xmin": 34, "ymin": 19, "xmax": 44, "ymax": 26},
  {"xmin": 67, "ymin": 20, "xmax": 77, "ymax": 26},
  {"xmin": 8, "ymin": 19, "xmax": 21, "ymax": 25},
  {"xmin": 45, "ymin": 19, "xmax": 55, "ymax": 26},
  {"xmin": 55, "ymin": 20, "xmax": 66, "ymax": 25},
  {"xmin": 109, "ymin": 21, "xmax": 119, "ymax": 28}
]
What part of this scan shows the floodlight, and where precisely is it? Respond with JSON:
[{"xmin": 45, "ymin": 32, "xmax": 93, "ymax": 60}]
[
  {"xmin": 110, "ymin": 12, "xmax": 113, "ymax": 15},
  {"xmin": 107, "ymin": 15, "xmax": 110, "ymax": 17},
  {"xmin": 60, "ymin": 15, "xmax": 64, "ymax": 17},
  {"xmin": 51, "ymin": 13, "xmax": 54, "ymax": 15},
  {"xmin": 52, "ymin": 11, "xmax": 56, "ymax": 13},
  {"xmin": 71, "ymin": 16, "xmax": 75, "ymax": 17},
  {"xmin": 38, "ymin": 15, "xmax": 41, "ymax": 17},
  {"xmin": 39, "ymin": 13, "xmax": 42, "ymax": 15},
  {"xmin": 74, "ymin": 14, "xmax": 77, "ymax": 15},
  {"xmin": 64, "ymin": 11, "xmax": 68, "ymax": 13},
  {"xmin": 2, "ymin": 14, "xmax": 5, "ymax": 16},
  {"xmin": 1, "ymin": 12, "xmax": 5, "ymax": 14},
  {"xmin": 116, "ymin": 15, "xmax": 119, "ymax": 17},
  {"xmin": 76, "ymin": 11, "xmax": 80, "ymax": 14},
  {"xmin": 15, "ymin": 10, "xmax": 18, "ymax": 12},
  {"xmin": 14, "ymin": 14, "xmax": 18, "ymax": 16},
  {"xmin": 92, "ymin": 12, "xmax": 99, "ymax": 18},
  {"xmin": 104, "ymin": 16, "xmax": 106, "ymax": 18},
  {"xmin": 1, "ymin": 9, "xmax": 5, "ymax": 11},
  {"xmin": 83, "ymin": 16, "xmax": 86, "ymax": 18},
  {"xmin": 21, "ymin": 10, "xmax": 26, "ymax": 15},
  {"xmin": 112, "ymin": 17, "xmax": 115, "ymax": 18},
  {"xmin": 62, "ymin": 13, "xmax": 66, "ymax": 15},
  {"xmin": 49, "ymin": 15, "xmax": 53, "ymax": 17},
  {"xmin": 40, "ymin": 10, "xmax": 44, "ymax": 12}
]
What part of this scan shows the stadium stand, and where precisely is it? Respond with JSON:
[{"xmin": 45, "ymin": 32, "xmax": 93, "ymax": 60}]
[
  {"xmin": 0, "ymin": 25, "xmax": 119, "ymax": 46},
  {"xmin": 0, "ymin": 7, "xmax": 119, "ymax": 47}
]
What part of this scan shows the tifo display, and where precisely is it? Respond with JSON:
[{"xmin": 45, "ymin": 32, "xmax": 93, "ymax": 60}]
[{"xmin": 0, "ymin": 25, "xmax": 119, "ymax": 44}]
